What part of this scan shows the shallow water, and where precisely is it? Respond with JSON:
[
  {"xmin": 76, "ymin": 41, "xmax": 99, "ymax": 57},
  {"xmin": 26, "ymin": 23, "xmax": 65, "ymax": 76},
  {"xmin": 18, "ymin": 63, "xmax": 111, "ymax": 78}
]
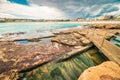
[
  {"xmin": 110, "ymin": 36, "xmax": 120, "ymax": 47},
  {"xmin": 19, "ymin": 48, "xmax": 108, "ymax": 80},
  {"xmin": 15, "ymin": 40, "xmax": 30, "ymax": 44},
  {"xmin": 0, "ymin": 22, "xmax": 83, "ymax": 35}
]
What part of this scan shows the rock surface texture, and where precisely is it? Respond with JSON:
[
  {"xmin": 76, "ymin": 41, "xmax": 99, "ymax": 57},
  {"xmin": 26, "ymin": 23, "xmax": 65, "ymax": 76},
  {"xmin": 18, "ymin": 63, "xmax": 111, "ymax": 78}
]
[
  {"xmin": 89, "ymin": 24, "xmax": 120, "ymax": 29},
  {"xmin": 78, "ymin": 61, "xmax": 120, "ymax": 80}
]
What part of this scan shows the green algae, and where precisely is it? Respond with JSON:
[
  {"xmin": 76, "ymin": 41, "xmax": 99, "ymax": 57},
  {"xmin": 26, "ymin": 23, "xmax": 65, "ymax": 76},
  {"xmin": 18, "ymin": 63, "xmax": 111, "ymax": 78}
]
[
  {"xmin": 19, "ymin": 48, "xmax": 107, "ymax": 80},
  {"xmin": 110, "ymin": 37, "xmax": 120, "ymax": 47}
]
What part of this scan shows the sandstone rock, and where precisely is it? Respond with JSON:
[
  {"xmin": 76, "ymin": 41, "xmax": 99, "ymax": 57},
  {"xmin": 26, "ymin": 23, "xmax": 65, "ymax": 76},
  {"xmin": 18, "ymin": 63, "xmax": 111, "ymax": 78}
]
[
  {"xmin": 51, "ymin": 34, "xmax": 82, "ymax": 46},
  {"xmin": 73, "ymin": 33, "xmax": 82, "ymax": 39},
  {"xmin": 29, "ymin": 38, "xmax": 40, "ymax": 42},
  {"xmin": 78, "ymin": 61, "xmax": 120, "ymax": 80},
  {"xmin": 0, "ymin": 69, "xmax": 18, "ymax": 80},
  {"xmin": 90, "ymin": 24, "xmax": 120, "ymax": 29},
  {"xmin": 105, "ymin": 24, "xmax": 120, "ymax": 29},
  {"xmin": 51, "ymin": 30, "xmax": 92, "ymax": 46},
  {"xmin": 90, "ymin": 24, "xmax": 105, "ymax": 29},
  {"xmin": 0, "ymin": 51, "xmax": 4, "ymax": 59},
  {"xmin": 80, "ymin": 37, "xmax": 91, "ymax": 45},
  {"xmin": 77, "ymin": 30, "xmax": 88, "ymax": 36},
  {"xmin": 60, "ymin": 30, "xmax": 75, "ymax": 34}
]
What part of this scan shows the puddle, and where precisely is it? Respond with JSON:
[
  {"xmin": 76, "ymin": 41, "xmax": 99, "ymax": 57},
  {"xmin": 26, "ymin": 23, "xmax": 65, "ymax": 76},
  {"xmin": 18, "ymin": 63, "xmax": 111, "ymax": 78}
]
[{"xmin": 15, "ymin": 40, "xmax": 30, "ymax": 44}]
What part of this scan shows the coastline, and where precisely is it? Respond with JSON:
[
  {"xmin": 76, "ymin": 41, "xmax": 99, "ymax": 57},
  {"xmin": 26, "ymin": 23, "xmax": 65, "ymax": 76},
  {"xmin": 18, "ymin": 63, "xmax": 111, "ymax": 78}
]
[
  {"xmin": 0, "ymin": 23, "xmax": 120, "ymax": 80},
  {"xmin": 1, "ymin": 21, "xmax": 120, "ymax": 24}
]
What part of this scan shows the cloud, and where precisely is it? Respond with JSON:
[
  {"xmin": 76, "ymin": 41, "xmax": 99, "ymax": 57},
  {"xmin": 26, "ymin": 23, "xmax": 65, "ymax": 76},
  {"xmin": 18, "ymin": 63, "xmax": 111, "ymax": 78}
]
[
  {"xmin": 95, "ymin": 4, "xmax": 119, "ymax": 16},
  {"xmin": 0, "ymin": 0, "xmax": 120, "ymax": 19},
  {"xmin": 0, "ymin": 13, "xmax": 17, "ymax": 18},
  {"xmin": 29, "ymin": 0, "xmax": 120, "ymax": 18},
  {"xmin": 0, "ymin": 0, "xmax": 67, "ymax": 19}
]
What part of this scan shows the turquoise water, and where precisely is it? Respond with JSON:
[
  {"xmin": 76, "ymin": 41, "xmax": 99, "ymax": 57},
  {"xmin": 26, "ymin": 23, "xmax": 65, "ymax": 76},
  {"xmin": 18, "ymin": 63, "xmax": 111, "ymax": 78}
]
[
  {"xmin": 15, "ymin": 40, "xmax": 30, "ymax": 44},
  {"xmin": 0, "ymin": 22, "xmax": 83, "ymax": 35}
]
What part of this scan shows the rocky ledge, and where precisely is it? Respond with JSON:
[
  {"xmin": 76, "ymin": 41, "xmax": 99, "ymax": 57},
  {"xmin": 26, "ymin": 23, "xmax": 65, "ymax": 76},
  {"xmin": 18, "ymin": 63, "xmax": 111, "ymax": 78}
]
[
  {"xmin": 78, "ymin": 61, "xmax": 120, "ymax": 80},
  {"xmin": 52, "ymin": 29, "xmax": 91, "ymax": 46},
  {"xmin": 0, "ymin": 29, "xmax": 93, "ymax": 80},
  {"xmin": 89, "ymin": 24, "xmax": 120, "ymax": 29}
]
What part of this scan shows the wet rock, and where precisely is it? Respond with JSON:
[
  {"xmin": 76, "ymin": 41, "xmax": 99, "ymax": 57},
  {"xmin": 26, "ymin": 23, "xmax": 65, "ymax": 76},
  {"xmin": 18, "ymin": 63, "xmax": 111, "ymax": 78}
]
[
  {"xmin": 0, "ymin": 61, "xmax": 14, "ymax": 73},
  {"xmin": 14, "ymin": 38, "xmax": 40, "ymax": 43},
  {"xmin": 78, "ymin": 61, "xmax": 120, "ymax": 80},
  {"xmin": 0, "ymin": 69, "xmax": 18, "ymax": 80},
  {"xmin": 3, "ymin": 32, "xmax": 25, "ymax": 36}
]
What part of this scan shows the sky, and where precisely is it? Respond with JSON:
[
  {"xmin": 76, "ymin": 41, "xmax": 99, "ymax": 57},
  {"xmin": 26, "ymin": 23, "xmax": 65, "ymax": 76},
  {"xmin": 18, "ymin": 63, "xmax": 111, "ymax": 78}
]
[{"xmin": 0, "ymin": 0, "xmax": 120, "ymax": 19}]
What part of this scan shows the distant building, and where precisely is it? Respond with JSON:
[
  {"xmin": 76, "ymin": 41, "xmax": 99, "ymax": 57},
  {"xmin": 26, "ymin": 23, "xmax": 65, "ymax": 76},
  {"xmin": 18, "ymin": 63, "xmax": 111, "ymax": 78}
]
[
  {"xmin": 95, "ymin": 16, "xmax": 104, "ymax": 21},
  {"xmin": 95, "ymin": 15, "xmax": 114, "ymax": 21},
  {"xmin": 71, "ymin": 18, "xmax": 77, "ymax": 21},
  {"xmin": 77, "ymin": 18, "xmax": 86, "ymax": 21},
  {"xmin": 104, "ymin": 15, "xmax": 114, "ymax": 20}
]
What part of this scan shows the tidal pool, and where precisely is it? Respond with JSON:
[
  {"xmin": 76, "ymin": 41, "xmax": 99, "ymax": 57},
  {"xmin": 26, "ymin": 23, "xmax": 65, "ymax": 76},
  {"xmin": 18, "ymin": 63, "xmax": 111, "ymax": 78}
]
[
  {"xmin": 19, "ymin": 48, "xmax": 108, "ymax": 80},
  {"xmin": 110, "ymin": 35, "xmax": 120, "ymax": 47},
  {"xmin": 15, "ymin": 40, "xmax": 30, "ymax": 44}
]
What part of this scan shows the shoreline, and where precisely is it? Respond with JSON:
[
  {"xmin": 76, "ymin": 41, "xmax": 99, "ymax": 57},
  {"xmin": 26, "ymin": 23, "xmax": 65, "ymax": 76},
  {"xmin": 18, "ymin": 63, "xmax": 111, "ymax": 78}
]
[
  {"xmin": 1, "ymin": 21, "xmax": 120, "ymax": 24},
  {"xmin": 0, "ymin": 23, "xmax": 120, "ymax": 80}
]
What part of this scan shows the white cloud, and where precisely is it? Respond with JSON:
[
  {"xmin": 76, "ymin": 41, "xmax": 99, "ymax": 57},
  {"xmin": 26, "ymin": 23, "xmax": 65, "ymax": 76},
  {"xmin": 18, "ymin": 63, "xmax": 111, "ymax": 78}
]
[
  {"xmin": 0, "ymin": 0, "xmax": 8, "ymax": 3},
  {"xmin": 82, "ymin": 3, "xmax": 120, "ymax": 17},
  {"xmin": 0, "ymin": 0, "xmax": 67, "ymax": 19},
  {"xmin": 0, "ymin": 0, "xmax": 120, "ymax": 19},
  {"xmin": 29, "ymin": 0, "xmax": 120, "ymax": 18},
  {"xmin": 103, "ymin": 10, "xmax": 120, "ymax": 16},
  {"xmin": 0, "ymin": 13, "xmax": 17, "ymax": 18}
]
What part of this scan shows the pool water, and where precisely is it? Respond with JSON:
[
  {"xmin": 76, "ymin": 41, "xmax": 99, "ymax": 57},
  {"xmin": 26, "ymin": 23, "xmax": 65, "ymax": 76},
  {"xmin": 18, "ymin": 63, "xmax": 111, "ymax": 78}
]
[
  {"xmin": 110, "ymin": 36, "xmax": 120, "ymax": 47},
  {"xmin": 19, "ymin": 48, "xmax": 108, "ymax": 80},
  {"xmin": 15, "ymin": 40, "xmax": 30, "ymax": 44}
]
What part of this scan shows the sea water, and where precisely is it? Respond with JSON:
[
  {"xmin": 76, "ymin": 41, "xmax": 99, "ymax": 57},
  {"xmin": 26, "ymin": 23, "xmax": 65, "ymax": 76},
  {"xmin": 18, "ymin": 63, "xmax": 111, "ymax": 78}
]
[{"xmin": 0, "ymin": 22, "xmax": 84, "ymax": 35}]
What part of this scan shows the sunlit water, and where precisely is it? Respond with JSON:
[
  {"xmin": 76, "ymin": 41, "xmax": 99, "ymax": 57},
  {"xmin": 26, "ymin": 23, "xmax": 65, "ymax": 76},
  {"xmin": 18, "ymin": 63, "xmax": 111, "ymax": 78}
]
[{"xmin": 0, "ymin": 22, "xmax": 84, "ymax": 35}]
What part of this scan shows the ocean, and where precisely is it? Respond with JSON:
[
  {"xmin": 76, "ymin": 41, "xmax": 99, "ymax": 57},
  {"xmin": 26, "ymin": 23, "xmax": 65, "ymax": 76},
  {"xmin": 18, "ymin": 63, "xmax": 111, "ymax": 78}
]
[{"xmin": 0, "ymin": 22, "xmax": 84, "ymax": 35}]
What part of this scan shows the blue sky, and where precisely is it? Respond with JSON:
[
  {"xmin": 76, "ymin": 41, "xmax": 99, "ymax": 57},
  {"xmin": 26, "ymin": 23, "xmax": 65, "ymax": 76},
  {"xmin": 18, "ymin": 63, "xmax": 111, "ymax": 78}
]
[
  {"xmin": 0, "ymin": 0, "xmax": 120, "ymax": 19},
  {"xmin": 8, "ymin": 0, "xmax": 29, "ymax": 5}
]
